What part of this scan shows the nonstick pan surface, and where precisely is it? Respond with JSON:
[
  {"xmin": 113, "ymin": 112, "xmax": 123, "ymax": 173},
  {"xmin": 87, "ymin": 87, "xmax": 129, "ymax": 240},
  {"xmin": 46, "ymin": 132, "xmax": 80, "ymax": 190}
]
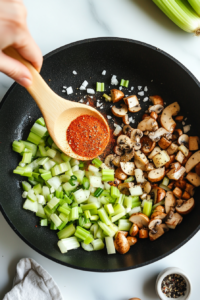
[{"xmin": 0, "ymin": 38, "xmax": 200, "ymax": 272}]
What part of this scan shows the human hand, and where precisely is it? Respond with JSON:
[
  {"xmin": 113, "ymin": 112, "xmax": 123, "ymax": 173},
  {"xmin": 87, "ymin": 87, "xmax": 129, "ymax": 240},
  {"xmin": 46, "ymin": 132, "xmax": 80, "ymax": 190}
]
[{"xmin": 0, "ymin": 0, "xmax": 43, "ymax": 87}]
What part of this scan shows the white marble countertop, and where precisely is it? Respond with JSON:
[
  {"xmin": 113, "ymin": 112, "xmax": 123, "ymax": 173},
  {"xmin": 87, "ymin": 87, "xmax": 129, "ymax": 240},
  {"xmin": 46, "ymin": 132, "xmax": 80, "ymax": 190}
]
[{"xmin": 0, "ymin": 1, "xmax": 200, "ymax": 299}]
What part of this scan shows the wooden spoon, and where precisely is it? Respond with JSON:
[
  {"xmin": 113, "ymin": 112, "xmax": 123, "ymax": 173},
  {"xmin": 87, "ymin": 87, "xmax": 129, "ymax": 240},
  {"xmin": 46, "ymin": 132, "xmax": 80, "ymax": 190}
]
[{"xmin": 4, "ymin": 47, "xmax": 110, "ymax": 160}]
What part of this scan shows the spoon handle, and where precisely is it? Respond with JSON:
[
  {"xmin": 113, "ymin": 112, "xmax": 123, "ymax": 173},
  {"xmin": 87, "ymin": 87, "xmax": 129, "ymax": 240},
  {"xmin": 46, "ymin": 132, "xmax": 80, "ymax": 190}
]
[{"xmin": 3, "ymin": 47, "xmax": 68, "ymax": 116}]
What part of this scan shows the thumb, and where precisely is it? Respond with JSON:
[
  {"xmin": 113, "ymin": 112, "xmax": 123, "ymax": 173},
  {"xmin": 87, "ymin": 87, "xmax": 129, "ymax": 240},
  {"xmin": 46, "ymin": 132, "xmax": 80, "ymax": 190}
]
[{"xmin": 0, "ymin": 51, "xmax": 32, "ymax": 88}]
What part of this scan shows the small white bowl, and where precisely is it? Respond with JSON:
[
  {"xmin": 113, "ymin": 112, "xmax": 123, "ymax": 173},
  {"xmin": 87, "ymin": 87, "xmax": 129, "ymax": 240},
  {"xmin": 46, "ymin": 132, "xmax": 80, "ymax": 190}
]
[{"xmin": 155, "ymin": 267, "xmax": 191, "ymax": 300}]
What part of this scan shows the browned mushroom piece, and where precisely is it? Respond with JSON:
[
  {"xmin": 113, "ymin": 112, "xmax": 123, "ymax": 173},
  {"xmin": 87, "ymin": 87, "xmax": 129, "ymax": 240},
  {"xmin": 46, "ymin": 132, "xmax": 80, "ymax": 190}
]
[
  {"xmin": 165, "ymin": 155, "xmax": 175, "ymax": 169},
  {"xmin": 114, "ymin": 145, "xmax": 123, "ymax": 156},
  {"xmin": 165, "ymin": 211, "xmax": 183, "ymax": 229},
  {"xmin": 104, "ymin": 154, "xmax": 116, "ymax": 169},
  {"xmin": 111, "ymin": 104, "xmax": 128, "ymax": 117},
  {"xmin": 150, "ymin": 111, "xmax": 158, "ymax": 120},
  {"xmin": 115, "ymin": 231, "xmax": 128, "ymax": 238},
  {"xmin": 166, "ymin": 143, "xmax": 179, "ymax": 155},
  {"xmin": 123, "ymin": 125, "xmax": 133, "ymax": 137},
  {"xmin": 189, "ymin": 136, "xmax": 199, "ymax": 151},
  {"xmin": 168, "ymin": 181, "xmax": 175, "ymax": 190},
  {"xmin": 151, "ymin": 211, "xmax": 166, "ymax": 220},
  {"xmin": 160, "ymin": 102, "xmax": 180, "ymax": 133},
  {"xmin": 110, "ymin": 89, "xmax": 124, "ymax": 103},
  {"xmin": 154, "ymin": 205, "xmax": 165, "ymax": 213},
  {"xmin": 152, "ymin": 187, "xmax": 166, "ymax": 204},
  {"xmin": 158, "ymin": 137, "xmax": 172, "ymax": 150},
  {"xmin": 148, "ymin": 128, "xmax": 172, "ymax": 142},
  {"xmin": 148, "ymin": 167, "xmax": 165, "ymax": 182},
  {"xmin": 149, "ymin": 224, "xmax": 169, "ymax": 241},
  {"xmin": 127, "ymin": 236, "xmax": 137, "ymax": 246},
  {"xmin": 108, "ymin": 178, "xmax": 122, "ymax": 187},
  {"xmin": 142, "ymin": 181, "xmax": 151, "ymax": 194},
  {"xmin": 137, "ymin": 116, "xmax": 158, "ymax": 132},
  {"xmin": 148, "ymin": 104, "xmax": 164, "ymax": 114},
  {"xmin": 134, "ymin": 150, "xmax": 149, "ymax": 169},
  {"xmin": 166, "ymin": 166, "xmax": 186, "ymax": 180},
  {"xmin": 185, "ymin": 183, "xmax": 195, "ymax": 196},
  {"xmin": 120, "ymin": 162, "xmax": 135, "ymax": 175},
  {"xmin": 165, "ymin": 191, "xmax": 176, "ymax": 214},
  {"xmin": 142, "ymin": 113, "xmax": 149, "ymax": 120},
  {"xmin": 175, "ymin": 178, "xmax": 187, "ymax": 190},
  {"xmin": 145, "ymin": 163, "xmax": 155, "ymax": 172},
  {"xmin": 139, "ymin": 228, "xmax": 149, "ymax": 239},
  {"xmin": 186, "ymin": 172, "xmax": 200, "ymax": 187},
  {"xmin": 117, "ymin": 135, "xmax": 133, "ymax": 151},
  {"xmin": 115, "ymin": 167, "xmax": 128, "ymax": 181},
  {"xmin": 122, "ymin": 114, "xmax": 129, "ymax": 125},
  {"xmin": 182, "ymin": 191, "xmax": 191, "ymax": 200},
  {"xmin": 148, "ymin": 146, "xmax": 162, "ymax": 159},
  {"xmin": 172, "ymin": 129, "xmax": 183, "ymax": 142},
  {"xmin": 173, "ymin": 187, "xmax": 183, "ymax": 198},
  {"xmin": 118, "ymin": 182, "xmax": 134, "ymax": 195},
  {"xmin": 129, "ymin": 223, "xmax": 139, "ymax": 237},
  {"xmin": 175, "ymin": 197, "xmax": 195, "ymax": 215},
  {"xmin": 112, "ymin": 155, "xmax": 121, "ymax": 167},
  {"xmin": 124, "ymin": 95, "xmax": 141, "ymax": 113},
  {"xmin": 120, "ymin": 148, "xmax": 135, "ymax": 162},
  {"xmin": 140, "ymin": 136, "xmax": 156, "ymax": 155},
  {"xmin": 114, "ymin": 232, "xmax": 130, "ymax": 254},
  {"xmin": 148, "ymin": 218, "xmax": 162, "ymax": 230},
  {"xmin": 195, "ymin": 162, "xmax": 200, "ymax": 176},
  {"xmin": 149, "ymin": 95, "xmax": 164, "ymax": 106},
  {"xmin": 175, "ymin": 116, "xmax": 184, "ymax": 122},
  {"xmin": 129, "ymin": 213, "xmax": 149, "ymax": 228},
  {"xmin": 185, "ymin": 150, "xmax": 200, "ymax": 173}
]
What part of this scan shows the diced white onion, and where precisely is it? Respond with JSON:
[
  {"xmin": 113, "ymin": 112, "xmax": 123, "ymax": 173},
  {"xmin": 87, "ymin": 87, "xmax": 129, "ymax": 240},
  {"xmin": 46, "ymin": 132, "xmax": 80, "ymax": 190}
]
[
  {"xmin": 144, "ymin": 86, "xmax": 148, "ymax": 92},
  {"xmin": 183, "ymin": 125, "xmax": 191, "ymax": 133},
  {"xmin": 102, "ymin": 70, "xmax": 106, "ymax": 75},
  {"xmin": 87, "ymin": 88, "xmax": 95, "ymax": 94},
  {"xmin": 138, "ymin": 91, "xmax": 144, "ymax": 96},
  {"xmin": 107, "ymin": 115, "xmax": 112, "ymax": 119},
  {"xmin": 111, "ymin": 75, "xmax": 118, "ymax": 85},
  {"xmin": 131, "ymin": 86, "xmax": 134, "ymax": 90},
  {"xmin": 62, "ymin": 90, "xmax": 66, "ymax": 93},
  {"xmin": 82, "ymin": 80, "xmax": 88, "ymax": 87},
  {"xmin": 143, "ymin": 97, "xmax": 149, "ymax": 102},
  {"xmin": 119, "ymin": 86, "xmax": 122, "ymax": 90},
  {"xmin": 138, "ymin": 86, "xmax": 142, "ymax": 90},
  {"xmin": 72, "ymin": 70, "xmax": 77, "ymax": 75},
  {"xmin": 67, "ymin": 86, "xmax": 73, "ymax": 95},
  {"xmin": 79, "ymin": 85, "xmax": 86, "ymax": 90}
]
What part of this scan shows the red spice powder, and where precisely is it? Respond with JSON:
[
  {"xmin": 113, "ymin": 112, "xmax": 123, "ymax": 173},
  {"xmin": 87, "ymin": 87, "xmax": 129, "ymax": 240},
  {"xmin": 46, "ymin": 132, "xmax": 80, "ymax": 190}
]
[{"xmin": 67, "ymin": 115, "xmax": 109, "ymax": 158}]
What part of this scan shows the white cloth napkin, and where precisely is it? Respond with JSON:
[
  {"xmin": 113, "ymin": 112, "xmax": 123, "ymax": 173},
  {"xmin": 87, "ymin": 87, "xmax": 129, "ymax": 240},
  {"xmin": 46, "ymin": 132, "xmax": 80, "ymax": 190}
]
[{"xmin": 3, "ymin": 258, "xmax": 63, "ymax": 300}]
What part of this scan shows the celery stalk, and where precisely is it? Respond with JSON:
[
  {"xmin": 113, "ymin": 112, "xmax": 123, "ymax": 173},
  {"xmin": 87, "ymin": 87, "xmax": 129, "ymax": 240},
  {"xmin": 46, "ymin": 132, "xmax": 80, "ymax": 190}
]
[{"xmin": 188, "ymin": 0, "xmax": 200, "ymax": 16}]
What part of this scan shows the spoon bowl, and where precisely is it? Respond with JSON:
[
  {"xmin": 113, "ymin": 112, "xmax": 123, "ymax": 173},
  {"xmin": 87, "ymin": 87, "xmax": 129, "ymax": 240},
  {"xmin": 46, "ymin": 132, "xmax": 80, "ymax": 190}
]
[{"xmin": 3, "ymin": 47, "xmax": 110, "ymax": 160}]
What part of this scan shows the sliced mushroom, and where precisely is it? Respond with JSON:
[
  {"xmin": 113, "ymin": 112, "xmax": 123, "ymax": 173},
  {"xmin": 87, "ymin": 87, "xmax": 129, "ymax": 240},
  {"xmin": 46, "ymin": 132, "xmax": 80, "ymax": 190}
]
[
  {"xmin": 182, "ymin": 191, "xmax": 190, "ymax": 200},
  {"xmin": 140, "ymin": 193, "xmax": 147, "ymax": 200},
  {"xmin": 122, "ymin": 114, "xmax": 129, "ymax": 125},
  {"xmin": 117, "ymin": 135, "xmax": 133, "ymax": 151},
  {"xmin": 115, "ymin": 231, "xmax": 128, "ymax": 238},
  {"xmin": 108, "ymin": 178, "xmax": 122, "ymax": 187},
  {"xmin": 178, "ymin": 134, "xmax": 189, "ymax": 146},
  {"xmin": 148, "ymin": 218, "xmax": 162, "ymax": 230},
  {"xmin": 104, "ymin": 154, "xmax": 116, "ymax": 169},
  {"xmin": 185, "ymin": 150, "xmax": 200, "ymax": 173},
  {"xmin": 158, "ymin": 137, "xmax": 172, "ymax": 150},
  {"xmin": 118, "ymin": 182, "xmax": 134, "ymax": 195},
  {"xmin": 173, "ymin": 187, "xmax": 183, "ymax": 198},
  {"xmin": 129, "ymin": 224, "xmax": 139, "ymax": 237},
  {"xmin": 140, "ymin": 136, "xmax": 156, "ymax": 155},
  {"xmin": 123, "ymin": 125, "xmax": 133, "ymax": 137},
  {"xmin": 111, "ymin": 89, "xmax": 124, "ymax": 103},
  {"xmin": 112, "ymin": 104, "xmax": 128, "ymax": 117},
  {"xmin": 137, "ymin": 117, "xmax": 158, "ymax": 132},
  {"xmin": 145, "ymin": 163, "xmax": 155, "ymax": 171},
  {"xmin": 151, "ymin": 211, "xmax": 166, "ymax": 220},
  {"xmin": 148, "ymin": 146, "xmax": 162, "ymax": 159},
  {"xmin": 166, "ymin": 143, "xmax": 179, "ymax": 155},
  {"xmin": 195, "ymin": 162, "xmax": 200, "ymax": 176},
  {"xmin": 189, "ymin": 136, "xmax": 199, "ymax": 151},
  {"xmin": 120, "ymin": 148, "xmax": 135, "ymax": 163},
  {"xmin": 148, "ymin": 104, "xmax": 164, "ymax": 114},
  {"xmin": 129, "ymin": 213, "xmax": 150, "ymax": 228},
  {"xmin": 185, "ymin": 183, "xmax": 195, "ymax": 196},
  {"xmin": 150, "ymin": 111, "xmax": 158, "ymax": 120},
  {"xmin": 148, "ymin": 167, "xmax": 165, "ymax": 182},
  {"xmin": 149, "ymin": 224, "xmax": 167, "ymax": 241},
  {"xmin": 175, "ymin": 116, "xmax": 184, "ymax": 122},
  {"xmin": 165, "ymin": 191, "xmax": 176, "ymax": 214},
  {"xmin": 149, "ymin": 95, "xmax": 164, "ymax": 106},
  {"xmin": 114, "ymin": 145, "xmax": 123, "ymax": 156},
  {"xmin": 179, "ymin": 144, "xmax": 189, "ymax": 157},
  {"xmin": 139, "ymin": 228, "xmax": 148, "ymax": 239},
  {"xmin": 153, "ymin": 150, "xmax": 170, "ymax": 168},
  {"xmin": 148, "ymin": 127, "xmax": 172, "ymax": 142},
  {"xmin": 175, "ymin": 151, "xmax": 185, "ymax": 164},
  {"xmin": 135, "ymin": 169, "xmax": 146, "ymax": 183},
  {"xmin": 112, "ymin": 155, "xmax": 121, "ymax": 167},
  {"xmin": 120, "ymin": 162, "xmax": 135, "ymax": 175},
  {"xmin": 167, "ymin": 166, "xmax": 186, "ymax": 180},
  {"xmin": 114, "ymin": 232, "xmax": 130, "ymax": 254},
  {"xmin": 142, "ymin": 181, "xmax": 151, "ymax": 194},
  {"xmin": 165, "ymin": 212, "xmax": 183, "ymax": 229},
  {"xmin": 124, "ymin": 95, "xmax": 141, "ymax": 113},
  {"xmin": 186, "ymin": 172, "xmax": 200, "ymax": 187},
  {"xmin": 134, "ymin": 159, "xmax": 146, "ymax": 171},
  {"xmin": 127, "ymin": 236, "xmax": 138, "ymax": 246},
  {"xmin": 152, "ymin": 187, "xmax": 166, "ymax": 204},
  {"xmin": 142, "ymin": 113, "xmax": 149, "ymax": 120},
  {"xmin": 165, "ymin": 155, "xmax": 175, "ymax": 169},
  {"xmin": 175, "ymin": 178, "xmax": 186, "ymax": 190},
  {"xmin": 172, "ymin": 129, "xmax": 183, "ymax": 142},
  {"xmin": 170, "ymin": 162, "xmax": 181, "ymax": 171},
  {"xmin": 160, "ymin": 102, "xmax": 180, "ymax": 133},
  {"xmin": 113, "ymin": 125, "xmax": 122, "ymax": 136},
  {"xmin": 115, "ymin": 167, "xmax": 128, "ymax": 181},
  {"xmin": 134, "ymin": 150, "xmax": 149, "ymax": 166},
  {"xmin": 130, "ymin": 129, "xmax": 143, "ymax": 142},
  {"xmin": 176, "ymin": 197, "xmax": 195, "ymax": 215},
  {"xmin": 154, "ymin": 205, "xmax": 165, "ymax": 213}
]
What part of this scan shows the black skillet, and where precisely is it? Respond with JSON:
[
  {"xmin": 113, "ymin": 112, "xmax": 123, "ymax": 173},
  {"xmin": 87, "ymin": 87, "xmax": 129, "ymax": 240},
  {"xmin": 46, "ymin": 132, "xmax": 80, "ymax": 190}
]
[{"xmin": 0, "ymin": 38, "xmax": 200, "ymax": 272}]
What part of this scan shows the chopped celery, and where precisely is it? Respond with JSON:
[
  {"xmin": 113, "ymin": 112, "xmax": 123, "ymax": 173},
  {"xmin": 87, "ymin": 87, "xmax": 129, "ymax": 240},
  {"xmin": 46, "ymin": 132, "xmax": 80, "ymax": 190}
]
[
  {"xmin": 36, "ymin": 204, "xmax": 46, "ymax": 218},
  {"xmin": 104, "ymin": 203, "xmax": 114, "ymax": 215},
  {"xmin": 31, "ymin": 122, "xmax": 47, "ymax": 138},
  {"xmin": 27, "ymin": 132, "xmax": 41, "ymax": 145},
  {"xmin": 23, "ymin": 199, "xmax": 38, "ymax": 212},
  {"xmin": 111, "ymin": 211, "xmax": 126, "ymax": 223},
  {"xmin": 20, "ymin": 140, "xmax": 37, "ymax": 156},
  {"xmin": 162, "ymin": 177, "xmax": 169, "ymax": 186},
  {"xmin": 118, "ymin": 219, "xmax": 132, "ymax": 231},
  {"xmin": 143, "ymin": 200, "xmax": 153, "ymax": 217},
  {"xmin": 57, "ymin": 223, "xmax": 76, "ymax": 240},
  {"xmin": 105, "ymin": 237, "xmax": 116, "ymax": 254},
  {"xmin": 50, "ymin": 214, "xmax": 62, "ymax": 227},
  {"xmin": 159, "ymin": 183, "xmax": 171, "ymax": 191},
  {"xmin": 92, "ymin": 158, "xmax": 102, "ymax": 168},
  {"xmin": 110, "ymin": 186, "xmax": 120, "ymax": 199},
  {"xmin": 98, "ymin": 221, "xmax": 115, "ymax": 237},
  {"xmin": 102, "ymin": 169, "xmax": 114, "ymax": 182},
  {"xmin": 124, "ymin": 176, "xmax": 134, "ymax": 183},
  {"xmin": 57, "ymin": 237, "xmax": 80, "ymax": 253},
  {"xmin": 92, "ymin": 239, "xmax": 104, "ymax": 250},
  {"xmin": 81, "ymin": 203, "xmax": 98, "ymax": 211},
  {"xmin": 98, "ymin": 208, "xmax": 111, "ymax": 225},
  {"xmin": 22, "ymin": 181, "xmax": 31, "ymax": 192},
  {"xmin": 12, "ymin": 141, "xmax": 25, "ymax": 153},
  {"xmin": 40, "ymin": 219, "xmax": 48, "ymax": 226},
  {"xmin": 82, "ymin": 177, "xmax": 90, "ymax": 190},
  {"xmin": 36, "ymin": 117, "xmax": 45, "ymax": 126},
  {"xmin": 74, "ymin": 226, "xmax": 90, "ymax": 241},
  {"xmin": 47, "ymin": 197, "xmax": 60, "ymax": 210},
  {"xmin": 27, "ymin": 189, "xmax": 37, "ymax": 202}
]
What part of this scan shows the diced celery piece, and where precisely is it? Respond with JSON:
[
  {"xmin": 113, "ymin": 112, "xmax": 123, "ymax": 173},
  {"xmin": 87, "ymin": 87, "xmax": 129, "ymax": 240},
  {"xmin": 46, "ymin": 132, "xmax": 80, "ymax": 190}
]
[
  {"xmin": 73, "ymin": 170, "xmax": 85, "ymax": 183},
  {"xmin": 33, "ymin": 183, "xmax": 42, "ymax": 195},
  {"xmin": 129, "ymin": 185, "xmax": 143, "ymax": 196},
  {"xmin": 74, "ymin": 226, "xmax": 90, "ymax": 241},
  {"xmin": 57, "ymin": 237, "xmax": 80, "ymax": 253},
  {"xmin": 81, "ymin": 203, "xmax": 98, "ymax": 211},
  {"xmin": 31, "ymin": 122, "xmax": 47, "ymax": 138},
  {"xmin": 112, "ymin": 203, "xmax": 125, "ymax": 216},
  {"xmin": 70, "ymin": 158, "xmax": 79, "ymax": 167},
  {"xmin": 36, "ymin": 204, "xmax": 46, "ymax": 218},
  {"xmin": 98, "ymin": 208, "xmax": 111, "ymax": 225},
  {"xmin": 105, "ymin": 237, "xmax": 116, "ymax": 254},
  {"xmin": 59, "ymin": 213, "xmax": 69, "ymax": 223},
  {"xmin": 46, "ymin": 148, "xmax": 57, "ymax": 158},
  {"xmin": 71, "ymin": 165, "xmax": 79, "ymax": 172},
  {"xmin": 98, "ymin": 221, "xmax": 115, "ymax": 237},
  {"xmin": 22, "ymin": 181, "xmax": 31, "ymax": 192},
  {"xmin": 37, "ymin": 194, "xmax": 46, "ymax": 205},
  {"xmin": 27, "ymin": 132, "xmax": 41, "ymax": 145},
  {"xmin": 47, "ymin": 197, "xmax": 60, "ymax": 210},
  {"xmin": 104, "ymin": 203, "xmax": 114, "ymax": 215},
  {"xmin": 47, "ymin": 176, "xmax": 61, "ymax": 189},
  {"xmin": 36, "ymin": 117, "xmax": 45, "ymax": 126},
  {"xmin": 73, "ymin": 189, "xmax": 90, "ymax": 204},
  {"xmin": 40, "ymin": 219, "xmax": 48, "ymax": 226},
  {"xmin": 27, "ymin": 189, "xmax": 37, "ymax": 202},
  {"xmin": 102, "ymin": 169, "xmax": 114, "ymax": 182},
  {"xmin": 143, "ymin": 200, "xmax": 153, "ymax": 217},
  {"xmin": 41, "ymin": 171, "xmax": 52, "ymax": 180},
  {"xmin": 57, "ymin": 223, "xmax": 76, "ymax": 240},
  {"xmin": 50, "ymin": 214, "xmax": 62, "ymax": 227},
  {"xmin": 50, "ymin": 222, "xmax": 57, "ymax": 230},
  {"xmin": 81, "ymin": 242, "xmax": 94, "ymax": 252},
  {"xmin": 61, "ymin": 153, "xmax": 71, "ymax": 162},
  {"xmin": 21, "ymin": 152, "xmax": 32, "ymax": 164},
  {"xmin": 20, "ymin": 140, "xmax": 37, "ymax": 156},
  {"xmin": 89, "ymin": 176, "xmax": 102, "ymax": 188},
  {"xmin": 52, "ymin": 151, "xmax": 64, "ymax": 164},
  {"xmin": 118, "ymin": 219, "xmax": 132, "ymax": 231},
  {"xmin": 111, "ymin": 211, "xmax": 126, "ymax": 223},
  {"xmin": 110, "ymin": 186, "xmax": 120, "ymax": 199},
  {"xmin": 23, "ymin": 199, "xmax": 38, "ymax": 212},
  {"xmin": 43, "ymin": 159, "xmax": 56, "ymax": 171},
  {"xmin": 12, "ymin": 141, "xmax": 25, "ymax": 153}
]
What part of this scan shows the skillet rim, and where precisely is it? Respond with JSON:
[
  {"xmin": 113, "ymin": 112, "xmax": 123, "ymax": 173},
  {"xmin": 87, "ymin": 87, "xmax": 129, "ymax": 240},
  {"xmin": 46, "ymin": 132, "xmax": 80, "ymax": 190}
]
[{"xmin": 0, "ymin": 37, "xmax": 200, "ymax": 272}]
